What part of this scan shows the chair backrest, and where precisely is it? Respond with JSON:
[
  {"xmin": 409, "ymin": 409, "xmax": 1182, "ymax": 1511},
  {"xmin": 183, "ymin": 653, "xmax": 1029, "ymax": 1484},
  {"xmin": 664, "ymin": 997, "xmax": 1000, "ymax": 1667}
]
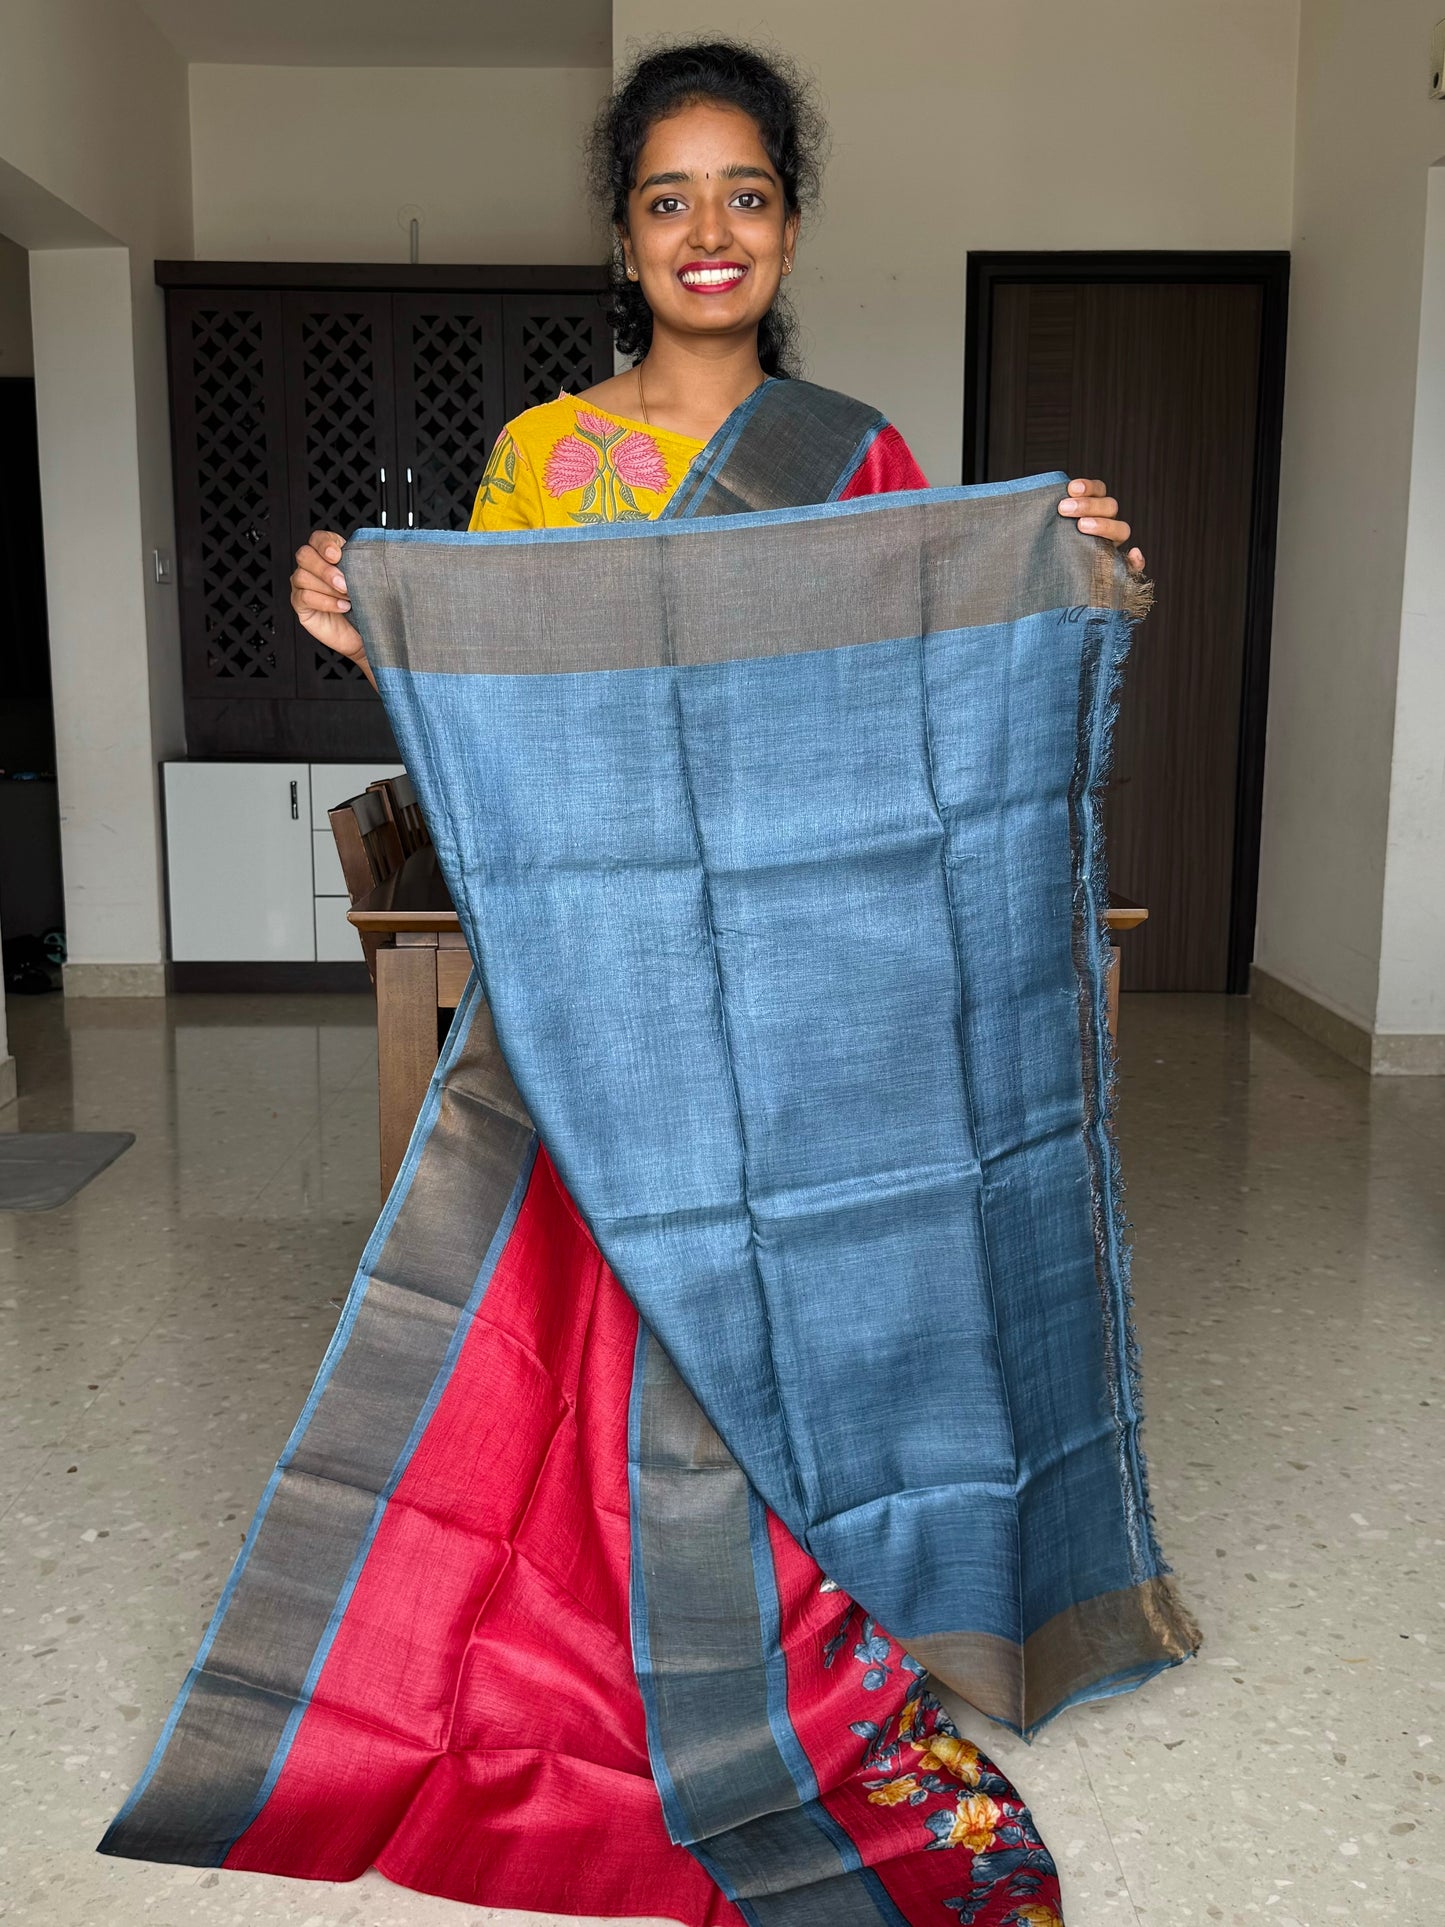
[
  {"xmin": 367, "ymin": 771, "xmax": 431, "ymax": 856},
  {"xmin": 327, "ymin": 787, "xmax": 405, "ymax": 904}
]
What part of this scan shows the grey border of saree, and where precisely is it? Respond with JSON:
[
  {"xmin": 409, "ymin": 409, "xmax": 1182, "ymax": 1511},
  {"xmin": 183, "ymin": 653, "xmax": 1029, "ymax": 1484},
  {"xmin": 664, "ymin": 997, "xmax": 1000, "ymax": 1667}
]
[{"xmin": 99, "ymin": 984, "xmax": 538, "ymax": 1865}]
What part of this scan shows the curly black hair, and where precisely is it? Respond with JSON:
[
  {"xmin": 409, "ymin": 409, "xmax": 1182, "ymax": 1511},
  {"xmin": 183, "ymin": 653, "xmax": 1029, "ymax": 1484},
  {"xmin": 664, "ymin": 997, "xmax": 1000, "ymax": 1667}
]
[{"xmin": 586, "ymin": 39, "xmax": 827, "ymax": 378}]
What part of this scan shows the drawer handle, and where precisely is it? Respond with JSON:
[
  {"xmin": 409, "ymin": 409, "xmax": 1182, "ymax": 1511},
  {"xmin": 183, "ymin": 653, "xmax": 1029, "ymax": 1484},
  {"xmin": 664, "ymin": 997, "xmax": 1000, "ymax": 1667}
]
[{"xmin": 290, "ymin": 779, "xmax": 299, "ymax": 820}]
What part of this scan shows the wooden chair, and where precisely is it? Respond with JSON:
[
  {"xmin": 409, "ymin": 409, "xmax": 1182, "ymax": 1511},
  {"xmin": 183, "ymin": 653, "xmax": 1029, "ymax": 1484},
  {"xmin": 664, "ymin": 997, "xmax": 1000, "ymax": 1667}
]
[
  {"xmin": 327, "ymin": 789, "xmax": 406, "ymax": 980},
  {"xmin": 367, "ymin": 772, "xmax": 431, "ymax": 856}
]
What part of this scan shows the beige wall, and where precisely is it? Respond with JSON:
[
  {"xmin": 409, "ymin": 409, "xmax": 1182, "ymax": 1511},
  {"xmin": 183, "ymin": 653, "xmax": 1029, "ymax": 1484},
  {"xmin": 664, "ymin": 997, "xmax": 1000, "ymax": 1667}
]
[
  {"xmin": 1256, "ymin": 0, "xmax": 1445, "ymax": 1039},
  {"xmin": 1374, "ymin": 160, "xmax": 1445, "ymax": 1044},
  {"xmin": 613, "ymin": 0, "xmax": 1300, "ymax": 484},
  {"xmin": 32, "ymin": 249, "xmax": 172, "ymax": 979},
  {"xmin": 189, "ymin": 64, "xmax": 612, "ymax": 263},
  {"xmin": 0, "ymin": 0, "xmax": 192, "ymax": 985},
  {"xmin": 0, "ymin": 231, "xmax": 32, "ymax": 375}
]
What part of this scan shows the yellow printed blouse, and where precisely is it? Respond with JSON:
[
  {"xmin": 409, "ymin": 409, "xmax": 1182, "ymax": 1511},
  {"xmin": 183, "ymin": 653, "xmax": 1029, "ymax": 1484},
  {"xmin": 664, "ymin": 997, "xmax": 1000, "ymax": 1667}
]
[{"xmin": 468, "ymin": 395, "xmax": 704, "ymax": 533}]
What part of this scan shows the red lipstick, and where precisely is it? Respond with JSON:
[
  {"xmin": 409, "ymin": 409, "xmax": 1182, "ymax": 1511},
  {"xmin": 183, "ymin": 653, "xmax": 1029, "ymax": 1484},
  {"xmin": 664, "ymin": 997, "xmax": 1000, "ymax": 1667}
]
[{"xmin": 676, "ymin": 260, "xmax": 749, "ymax": 295}]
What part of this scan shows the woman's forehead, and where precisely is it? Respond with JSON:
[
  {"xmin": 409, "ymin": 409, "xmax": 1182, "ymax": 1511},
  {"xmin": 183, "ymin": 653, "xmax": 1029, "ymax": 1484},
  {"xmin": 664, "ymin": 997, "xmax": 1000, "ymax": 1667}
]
[{"xmin": 634, "ymin": 101, "xmax": 770, "ymax": 179}]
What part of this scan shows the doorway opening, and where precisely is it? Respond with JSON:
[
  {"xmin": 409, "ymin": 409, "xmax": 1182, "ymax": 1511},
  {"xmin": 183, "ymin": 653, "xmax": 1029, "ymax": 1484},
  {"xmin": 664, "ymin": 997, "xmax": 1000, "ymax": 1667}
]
[{"xmin": 0, "ymin": 230, "xmax": 63, "ymax": 995}]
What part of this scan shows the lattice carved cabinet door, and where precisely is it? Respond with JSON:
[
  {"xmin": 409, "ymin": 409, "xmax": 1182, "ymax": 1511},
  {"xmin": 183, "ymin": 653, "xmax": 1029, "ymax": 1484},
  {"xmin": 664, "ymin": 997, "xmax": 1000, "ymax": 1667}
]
[
  {"xmin": 392, "ymin": 295, "xmax": 505, "ymax": 531},
  {"xmin": 281, "ymin": 293, "xmax": 400, "ymax": 699},
  {"xmin": 168, "ymin": 291, "xmax": 294, "ymax": 698},
  {"xmin": 501, "ymin": 292, "xmax": 614, "ymax": 418}
]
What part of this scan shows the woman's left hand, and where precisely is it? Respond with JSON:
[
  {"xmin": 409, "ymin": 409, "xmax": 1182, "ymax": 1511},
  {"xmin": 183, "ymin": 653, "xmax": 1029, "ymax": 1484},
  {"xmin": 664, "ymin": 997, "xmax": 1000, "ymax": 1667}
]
[{"xmin": 1058, "ymin": 478, "xmax": 1146, "ymax": 576}]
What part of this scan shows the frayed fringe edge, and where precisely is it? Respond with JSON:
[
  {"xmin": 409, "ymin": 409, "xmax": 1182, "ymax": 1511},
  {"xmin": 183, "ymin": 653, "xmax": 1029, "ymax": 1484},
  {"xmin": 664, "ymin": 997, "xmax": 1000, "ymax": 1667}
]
[
  {"xmin": 1073, "ymin": 608, "xmax": 1171, "ymax": 1588},
  {"xmin": 1123, "ymin": 572, "xmax": 1156, "ymax": 624}
]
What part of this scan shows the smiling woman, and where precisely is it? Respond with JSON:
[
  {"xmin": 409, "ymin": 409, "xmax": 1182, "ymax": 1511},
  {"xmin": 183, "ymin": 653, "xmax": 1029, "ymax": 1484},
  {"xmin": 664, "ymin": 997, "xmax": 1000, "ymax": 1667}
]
[{"xmin": 101, "ymin": 37, "xmax": 1182, "ymax": 1927}]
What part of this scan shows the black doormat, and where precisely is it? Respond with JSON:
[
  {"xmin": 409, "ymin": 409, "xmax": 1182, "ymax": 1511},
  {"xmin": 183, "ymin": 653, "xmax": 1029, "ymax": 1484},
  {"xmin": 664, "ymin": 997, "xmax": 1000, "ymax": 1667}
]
[{"xmin": 0, "ymin": 1132, "xmax": 135, "ymax": 1210}]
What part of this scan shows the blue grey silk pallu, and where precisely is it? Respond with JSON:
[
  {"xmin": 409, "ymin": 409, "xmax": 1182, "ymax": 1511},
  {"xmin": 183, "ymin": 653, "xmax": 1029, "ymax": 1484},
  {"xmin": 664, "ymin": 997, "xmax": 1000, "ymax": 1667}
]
[{"xmin": 342, "ymin": 467, "xmax": 1199, "ymax": 1741}]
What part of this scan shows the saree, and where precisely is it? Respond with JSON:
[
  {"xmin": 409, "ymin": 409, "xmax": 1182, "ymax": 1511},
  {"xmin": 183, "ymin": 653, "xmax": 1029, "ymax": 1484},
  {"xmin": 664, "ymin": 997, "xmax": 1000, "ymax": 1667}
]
[{"xmin": 101, "ymin": 381, "xmax": 1195, "ymax": 1925}]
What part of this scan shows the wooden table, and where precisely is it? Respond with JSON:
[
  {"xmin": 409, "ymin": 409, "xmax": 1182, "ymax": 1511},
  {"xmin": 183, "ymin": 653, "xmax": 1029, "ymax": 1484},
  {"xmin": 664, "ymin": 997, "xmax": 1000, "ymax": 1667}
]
[
  {"xmin": 352, "ymin": 850, "xmax": 1147, "ymax": 1194},
  {"xmin": 349, "ymin": 848, "xmax": 473, "ymax": 1190}
]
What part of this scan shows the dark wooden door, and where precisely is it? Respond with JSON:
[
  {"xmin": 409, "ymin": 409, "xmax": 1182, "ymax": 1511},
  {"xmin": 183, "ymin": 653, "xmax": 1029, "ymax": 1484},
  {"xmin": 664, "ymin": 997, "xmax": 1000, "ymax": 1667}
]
[
  {"xmin": 168, "ymin": 291, "xmax": 294, "ymax": 700},
  {"xmin": 502, "ymin": 290, "xmax": 614, "ymax": 416},
  {"xmin": 281, "ymin": 291, "xmax": 400, "ymax": 702},
  {"xmin": 969, "ymin": 259, "xmax": 1287, "ymax": 991},
  {"xmin": 392, "ymin": 294, "xmax": 506, "ymax": 532}
]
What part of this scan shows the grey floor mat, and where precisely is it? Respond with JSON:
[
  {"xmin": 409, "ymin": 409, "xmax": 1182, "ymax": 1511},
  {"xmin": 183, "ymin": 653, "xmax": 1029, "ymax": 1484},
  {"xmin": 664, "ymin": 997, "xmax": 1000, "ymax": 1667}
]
[{"xmin": 0, "ymin": 1132, "xmax": 135, "ymax": 1210}]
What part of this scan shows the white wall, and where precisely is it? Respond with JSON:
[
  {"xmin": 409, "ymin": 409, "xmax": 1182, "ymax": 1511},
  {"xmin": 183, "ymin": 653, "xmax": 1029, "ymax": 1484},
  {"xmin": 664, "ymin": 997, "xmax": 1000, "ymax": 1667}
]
[
  {"xmin": 31, "ymin": 250, "xmax": 170, "ymax": 977},
  {"xmin": 190, "ymin": 65, "xmax": 612, "ymax": 263},
  {"xmin": 0, "ymin": 232, "xmax": 33, "ymax": 375},
  {"xmin": 1255, "ymin": 0, "xmax": 1445, "ymax": 1041},
  {"xmin": 0, "ymin": 0, "xmax": 192, "ymax": 988},
  {"xmin": 613, "ymin": 0, "xmax": 1300, "ymax": 484},
  {"xmin": 1374, "ymin": 160, "xmax": 1445, "ymax": 1046}
]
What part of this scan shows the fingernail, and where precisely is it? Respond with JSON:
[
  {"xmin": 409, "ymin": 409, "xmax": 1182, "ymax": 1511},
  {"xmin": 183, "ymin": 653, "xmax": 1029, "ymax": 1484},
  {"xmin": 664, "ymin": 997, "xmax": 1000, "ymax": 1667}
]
[
  {"xmin": 332, "ymin": 574, "xmax": 346, "ymax": 590},
  {"xmin": 1079, "ymin": 518, "xmax": 1096, "ymax": 531},
  {"xmin": 338, "ymin": 600, "xmax": 351, "ymax": 612},
  {"xmin": 325, "ymin": 548, "xmax": 340, "ymax": 562},
  {"xmin": 1059, "ymin": 500, "xmax": 1077, "ymax": 513}
]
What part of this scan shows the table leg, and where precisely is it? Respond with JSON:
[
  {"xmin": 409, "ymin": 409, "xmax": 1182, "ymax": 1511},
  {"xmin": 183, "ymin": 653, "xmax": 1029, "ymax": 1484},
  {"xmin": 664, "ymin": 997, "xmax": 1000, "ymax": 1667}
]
[
  {"xmin": 375, "ymin": 941, "xmax": 440, "ymax": 1195},
  {"xmin": 1106, "ymin": 943, "xmax": 1121, "ymax": 1051}
]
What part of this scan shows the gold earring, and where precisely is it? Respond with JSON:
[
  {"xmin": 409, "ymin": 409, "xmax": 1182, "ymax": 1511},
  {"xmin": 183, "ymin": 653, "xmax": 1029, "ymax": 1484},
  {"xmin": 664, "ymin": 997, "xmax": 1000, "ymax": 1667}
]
[
  {"xmin": 783, "ymin": 259, "xmax": 793, "ymax": 274},
  {"xmin": 626, "ymin": 262, "xmax": 639, "ymax": 281}
]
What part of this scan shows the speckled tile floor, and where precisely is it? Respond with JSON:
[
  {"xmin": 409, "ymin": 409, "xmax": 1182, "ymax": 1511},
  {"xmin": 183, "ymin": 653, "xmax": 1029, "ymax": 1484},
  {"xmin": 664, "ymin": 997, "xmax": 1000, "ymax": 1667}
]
[{"xmin": 0, "ymin": 991, "xmax": 1440, "ymax": 1927}]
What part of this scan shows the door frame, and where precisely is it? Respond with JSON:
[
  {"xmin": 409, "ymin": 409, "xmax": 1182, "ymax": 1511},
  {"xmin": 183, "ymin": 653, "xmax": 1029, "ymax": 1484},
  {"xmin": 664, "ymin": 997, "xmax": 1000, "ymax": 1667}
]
[{"xmin": 963, "ymin": 249, "xmax": 1290, "ymax": 994}]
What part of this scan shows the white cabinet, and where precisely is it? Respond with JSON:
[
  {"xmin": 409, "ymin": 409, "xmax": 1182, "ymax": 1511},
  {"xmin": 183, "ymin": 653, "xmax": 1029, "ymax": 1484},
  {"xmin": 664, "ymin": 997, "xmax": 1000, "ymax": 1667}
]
[
  {"xmin": 309, "ymin": 764, "xmax": 404, "ymax": 971},
  {"xmin": 164, "ymin": 761, "xmax": 405, "ymax": 965},
  {"xmin": 164, "ymin": 762, "xmax": 314, "ymax": 961},
  {"xmin": 314, "ymin": 894, "xmax": 366, "ymax": 962}
]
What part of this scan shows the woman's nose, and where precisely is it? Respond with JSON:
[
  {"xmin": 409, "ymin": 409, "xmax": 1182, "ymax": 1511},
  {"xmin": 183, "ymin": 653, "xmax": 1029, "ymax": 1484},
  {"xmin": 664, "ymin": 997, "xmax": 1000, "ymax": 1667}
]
[{"xmin": 688, "ymin": 199, "xmax": 732, "ymax": 253}]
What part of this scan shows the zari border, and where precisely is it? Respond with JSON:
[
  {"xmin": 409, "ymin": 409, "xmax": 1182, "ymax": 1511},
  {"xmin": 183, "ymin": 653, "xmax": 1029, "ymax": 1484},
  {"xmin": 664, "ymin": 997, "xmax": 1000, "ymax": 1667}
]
[{"xmin": 98, "ymin": 979, "xmax": 537, "ymax": 1866}]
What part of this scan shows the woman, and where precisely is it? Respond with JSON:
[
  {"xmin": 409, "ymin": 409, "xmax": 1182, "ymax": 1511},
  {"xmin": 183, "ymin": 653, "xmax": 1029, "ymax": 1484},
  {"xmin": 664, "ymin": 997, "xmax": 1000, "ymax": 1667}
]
[
  {"xmin": 289, "ymin": 49, "xmax": 1143, "ymax": 671},
  {"xmin": 106, "ymin": 42, "xmax": 1171, "ymax": 1927}
]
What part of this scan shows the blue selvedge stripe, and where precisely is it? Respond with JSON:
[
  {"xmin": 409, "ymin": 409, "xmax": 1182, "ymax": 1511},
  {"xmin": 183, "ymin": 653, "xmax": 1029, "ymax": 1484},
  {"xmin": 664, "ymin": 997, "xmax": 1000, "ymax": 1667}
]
[
  {"xmin": 859, "ymin": 1866, "xmax": 914, "ymax": 1925},
  {"xmin": 660, "ymin": 376, "xmax": 778, "ymax": 519},
  {"xmin": 347, "ymin": 470, "xmax": 1072, "ymax": 553},
  {"xmin": 745, "ymin": 1487, "xmax": 825, "ymax": 1810},
  {"xmin": 825, "ymin": 420, "xmax": 884, "ymax": 502},
  {"xmin": 625, "ymin": 1322, "xmax": 692, "ymax": 1845},
  {"xmin": 1075, "ymin": 611, "xmax": 1155, "ymax": 1571},
  {"xmin": 721, "ymin": 1865, "xmax": 911, "ymax": 1924},
  {"xmin": 747, "ymin": 1483, "xmax": 871, "ymax": 1874},
  {"xmin": 106, "ymin": 976, "xmax": 491, "ymax": 1841},
  {"xmin": 222, "ymin": 1125, "xmax": 541, "ymax": 1853}
]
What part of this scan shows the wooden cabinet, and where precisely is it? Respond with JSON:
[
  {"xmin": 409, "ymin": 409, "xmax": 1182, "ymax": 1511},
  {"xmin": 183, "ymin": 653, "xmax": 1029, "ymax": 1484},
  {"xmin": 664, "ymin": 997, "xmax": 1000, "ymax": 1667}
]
[{"xmin": 159, "ymin": 264, "xmax": 612, "ymax": 758}]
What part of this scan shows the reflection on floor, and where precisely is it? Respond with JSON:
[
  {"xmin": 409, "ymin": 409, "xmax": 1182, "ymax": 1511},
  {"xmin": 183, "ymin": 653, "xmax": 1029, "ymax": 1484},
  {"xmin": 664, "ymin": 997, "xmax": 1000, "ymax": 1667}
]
[{"xmin": 0, "ymin": 991, "xmax": 1440, "ymax": 1926}]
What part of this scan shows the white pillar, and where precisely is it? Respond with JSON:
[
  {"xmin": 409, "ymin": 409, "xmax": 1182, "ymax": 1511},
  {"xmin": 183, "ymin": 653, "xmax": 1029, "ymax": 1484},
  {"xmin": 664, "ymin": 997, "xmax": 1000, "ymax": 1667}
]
[
  {"xmin": 1374, "ymin": 161, "xmax": 1445, "ymax": 1073},
  {"xmin": 30, "ymin": 247, "xmax": 167, "ymax": 993}
]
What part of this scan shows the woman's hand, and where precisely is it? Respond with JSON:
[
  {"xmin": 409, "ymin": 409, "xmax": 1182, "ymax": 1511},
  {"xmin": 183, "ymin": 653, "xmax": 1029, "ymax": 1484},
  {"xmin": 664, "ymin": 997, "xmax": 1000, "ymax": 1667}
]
[
  {"xmin": 1058, "ymin": 479, "xmax": 1146, "ymax": 576},
  {"xmin": 290, "ymin": 531, "xmax": 375, "ymax": 687}
]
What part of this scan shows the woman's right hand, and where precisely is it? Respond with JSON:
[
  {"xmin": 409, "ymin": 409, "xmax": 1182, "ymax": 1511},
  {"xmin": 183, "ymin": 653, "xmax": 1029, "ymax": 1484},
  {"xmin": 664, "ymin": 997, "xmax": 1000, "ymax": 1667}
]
[{"xmin": 290, "ymin": 530, "xmax": 369, "ymax": 674}]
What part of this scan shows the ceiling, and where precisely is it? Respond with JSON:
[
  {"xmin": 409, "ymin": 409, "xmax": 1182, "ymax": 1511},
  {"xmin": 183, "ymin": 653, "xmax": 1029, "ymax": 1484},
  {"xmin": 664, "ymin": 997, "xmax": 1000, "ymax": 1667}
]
[{"xmin": 133, "ymin": 0, "xmax": 612, "ymax": 68}]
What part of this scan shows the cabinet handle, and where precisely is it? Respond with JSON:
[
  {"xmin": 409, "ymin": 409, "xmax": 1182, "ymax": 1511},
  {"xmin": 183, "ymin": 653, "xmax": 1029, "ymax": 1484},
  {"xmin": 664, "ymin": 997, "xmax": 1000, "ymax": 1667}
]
[
  {"xmin": 379, "ymin": 465, "xmax": 388, "ymax": 527},
  {"xmin": 290, "ymin": 779, "xmax": 299, "ymax": 821},
  {"xmin": 406, "ymin": 466, "xmax": 415, "ymax": 529}
]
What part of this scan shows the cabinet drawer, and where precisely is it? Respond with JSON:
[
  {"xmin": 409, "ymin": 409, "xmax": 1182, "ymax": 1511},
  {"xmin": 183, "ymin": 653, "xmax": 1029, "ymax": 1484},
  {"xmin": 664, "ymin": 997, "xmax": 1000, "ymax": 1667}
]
[
  {"xmin": 313, "ymin": 830, "xmax": 347, "ymax": 898},
  {"xmin": 314, "ymin": 894, "xmax": 366, "ymax": 964}
]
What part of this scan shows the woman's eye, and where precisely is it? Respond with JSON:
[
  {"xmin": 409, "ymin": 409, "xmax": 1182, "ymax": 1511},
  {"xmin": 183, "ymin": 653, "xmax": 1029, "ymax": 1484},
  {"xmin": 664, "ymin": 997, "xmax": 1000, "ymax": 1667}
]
[
  {"xmin": 732, "ymin": 192, "xmax": 766, "ymax": 210},
  {"xmin": 651, "ymin": 196, "xmax": 684, "ymax": 215}
]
